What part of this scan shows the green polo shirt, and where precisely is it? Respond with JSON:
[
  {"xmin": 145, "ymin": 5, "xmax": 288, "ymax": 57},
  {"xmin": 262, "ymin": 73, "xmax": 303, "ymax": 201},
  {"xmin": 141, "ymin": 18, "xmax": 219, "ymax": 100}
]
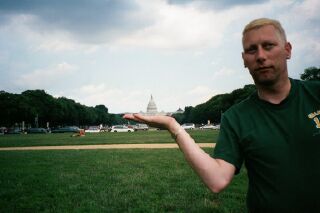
[{"xmin": 214, "ymin": 78, "xmax": 320, "ymax": 212}]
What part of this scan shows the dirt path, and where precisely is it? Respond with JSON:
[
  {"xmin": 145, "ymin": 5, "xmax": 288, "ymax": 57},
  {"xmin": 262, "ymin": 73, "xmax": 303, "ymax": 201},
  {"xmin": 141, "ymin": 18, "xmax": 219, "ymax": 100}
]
[{"xmin": 0, "ymin": 143, "xmax": 216, "ymax": 151}]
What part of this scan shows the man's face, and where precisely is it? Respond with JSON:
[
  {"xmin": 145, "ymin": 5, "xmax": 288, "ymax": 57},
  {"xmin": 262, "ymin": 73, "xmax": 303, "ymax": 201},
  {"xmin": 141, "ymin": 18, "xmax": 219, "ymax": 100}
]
[{"xmin": 242, "ymin": 25, "xmax": 291, "ymax": 86}]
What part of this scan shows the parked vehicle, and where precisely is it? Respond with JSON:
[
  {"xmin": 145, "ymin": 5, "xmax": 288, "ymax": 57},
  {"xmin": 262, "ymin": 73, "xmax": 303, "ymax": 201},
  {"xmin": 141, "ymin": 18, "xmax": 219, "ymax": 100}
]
[
  {"xmin": 199, "ymin": 124, "xmax": 220, "ymax": 130},
  {"xmin": 51, "ymin": 126, "xmax": 80, "ymax": 133},
  {"xmin": 27, "ymin": 128, "xmax": 48, "ymax": 134},
  {"xmin": 85, "ymin": 126, "xmax": 101, "ymax": 133},
  {"xmin": 181, "ymin": 123, "xmax": 195, "ymax": 130},
  {"xmin": 110, "ymin": 125, "xmax": 134, "ymax": 133},
  {"xmin": 0, "ymin": 127, "xmax": 7, "ymax": 135},
  {"xmin": 134, "ymin": 123, "xmax": 149, "ymax": 131},
  {"xmin": 100, "ymin": 126, "xmax": 109, "ymax": 132},
  {"xmin": 6, "ymin": 128, "xmax": 22, "ymax": 134}
]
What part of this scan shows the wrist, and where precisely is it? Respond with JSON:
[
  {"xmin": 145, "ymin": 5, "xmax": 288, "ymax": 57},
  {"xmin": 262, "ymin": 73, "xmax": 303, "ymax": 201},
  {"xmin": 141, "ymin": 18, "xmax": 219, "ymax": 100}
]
[{"xmin": 171, "ymin": 126, "xmax": 185, "ymax": 140}]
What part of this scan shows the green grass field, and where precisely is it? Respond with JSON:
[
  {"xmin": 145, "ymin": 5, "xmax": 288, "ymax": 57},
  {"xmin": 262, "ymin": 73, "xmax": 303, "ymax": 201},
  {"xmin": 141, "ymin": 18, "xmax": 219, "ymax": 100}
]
[{"xmin": 0, "ymin": 131, "xmax": 248, "ymax": 212}]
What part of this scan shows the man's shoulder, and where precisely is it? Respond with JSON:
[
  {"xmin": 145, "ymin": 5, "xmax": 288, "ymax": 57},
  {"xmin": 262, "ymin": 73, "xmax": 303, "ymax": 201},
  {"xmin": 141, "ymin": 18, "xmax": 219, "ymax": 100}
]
[
  {"xmin": 293, "ymin": 78, "xmax": 320, "ymax": 94},
  {"xmin": 224, "ymin": 93, "xmax": 256, "ymax": 116},
  {"xmin": 293, "ymin": 78, "xmax": 320, "ymax": 87}
]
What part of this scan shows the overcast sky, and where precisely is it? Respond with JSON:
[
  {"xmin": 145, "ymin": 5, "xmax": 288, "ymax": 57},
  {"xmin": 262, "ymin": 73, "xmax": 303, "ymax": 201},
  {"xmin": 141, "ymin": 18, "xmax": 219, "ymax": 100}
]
[{"xmin": 0, "ymin": 0, "xmax": 319, "ymax": 113}]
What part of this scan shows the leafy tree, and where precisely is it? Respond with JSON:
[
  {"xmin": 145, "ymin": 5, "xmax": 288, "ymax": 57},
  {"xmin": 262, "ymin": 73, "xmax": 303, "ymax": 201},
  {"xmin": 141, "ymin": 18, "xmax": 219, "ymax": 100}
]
[
  {"xmin": 95, "ymin": 105, "xmax": 112, "ymax": 125},
  {"xmin": 183, "ymin": 106, "xmax": 194, "ymax": 123},
  {"xmin": 300, "ymin": 67, "xmax": 320, "ymax": 81},
  {"xmin": 111, "ymin": 114, "xmax": 127, "ymax": 125},
  {"xmin": 172, "ymin": 113, "xmax": 184, "ymax": 124},
  {"xmin": 187, "ymin": 84, "xmax": 256, "ymax": 124},
  {"xmin": 56, "ymin": 97, "xmax": 78, "ymax": 126},
  {"xmin": 21, "ymin": 90, "xmax": 60, "ymax": 127},
  {"xmin": 0, "ymin": 92, "xmax": 20, "ymax": 126}
]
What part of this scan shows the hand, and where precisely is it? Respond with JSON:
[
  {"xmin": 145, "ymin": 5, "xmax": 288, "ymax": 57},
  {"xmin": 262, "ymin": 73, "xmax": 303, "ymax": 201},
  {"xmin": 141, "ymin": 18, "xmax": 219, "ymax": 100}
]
[{"xmin": 123, "ymin": 113, "xmax": 180, "ymax": 132}]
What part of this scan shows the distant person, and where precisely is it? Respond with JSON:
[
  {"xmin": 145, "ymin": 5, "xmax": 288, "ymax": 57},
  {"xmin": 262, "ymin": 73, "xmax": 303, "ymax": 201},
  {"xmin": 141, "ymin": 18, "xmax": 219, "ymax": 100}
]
[{"xmin": 123, "ymin": 18, "xmax": 320, "ymax": 212}]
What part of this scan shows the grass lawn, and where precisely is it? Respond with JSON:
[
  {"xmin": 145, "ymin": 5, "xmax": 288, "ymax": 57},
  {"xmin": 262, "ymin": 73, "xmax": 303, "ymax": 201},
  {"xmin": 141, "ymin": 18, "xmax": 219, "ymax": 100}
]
[
  {"xmin": 0, "ymin": 130, "xmax": 248, "ymax": 212},
  {"xmin": 0, "ymin": 148, "xmax": 247, "ymax": 212},
  {"xmin": 0, "ymin": 130, "xmax": 219, "ymax": 147}
]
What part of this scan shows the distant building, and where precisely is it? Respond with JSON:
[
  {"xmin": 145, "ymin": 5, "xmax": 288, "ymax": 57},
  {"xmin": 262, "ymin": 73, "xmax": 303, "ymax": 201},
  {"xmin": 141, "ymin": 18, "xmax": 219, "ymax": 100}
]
[
  {"xmin": 140, "ymin": 95, "xmax": 167, "ymax": 116},
  {"xmin": 173, "ymin": 107, "xmax": 184, "ymax": 114},
  {"xmin": 146, "ymin": 95, "xmax": 158, "ymax": 115},
  {"xmin": 138, "ymin": 95, "xmax": 185, "ymax": 116}
]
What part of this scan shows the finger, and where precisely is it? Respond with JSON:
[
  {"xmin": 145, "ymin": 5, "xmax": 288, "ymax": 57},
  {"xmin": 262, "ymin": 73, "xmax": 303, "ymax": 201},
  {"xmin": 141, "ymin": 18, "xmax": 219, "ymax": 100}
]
[
  {"xmin": 132, "ymin": 113, "xmax": 149, "ymax": 123},
  {"xmin": 123, "ymin": 113, "xmax": 146, "ymax": 123},
  {"xmin": 132, "ymin": 113, "xmax": 146, "ymax": 120},
  {"xmin": 123, "ymin": 114, "xmax": 134, "ymax": 120},
  {"xmin": 123, "ymin": 114, "xmax": 141, "ymax": 122}
]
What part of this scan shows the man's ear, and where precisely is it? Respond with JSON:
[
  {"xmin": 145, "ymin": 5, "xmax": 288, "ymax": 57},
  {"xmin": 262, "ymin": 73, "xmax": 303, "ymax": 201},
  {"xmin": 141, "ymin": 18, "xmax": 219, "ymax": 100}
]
[
  {"xmin": 242, "ymin": 52, "xmax": 247, "ymax": 68},
  {"xmin": 285, "ymin": 42, "xmax": 292, "ymax": 59}
]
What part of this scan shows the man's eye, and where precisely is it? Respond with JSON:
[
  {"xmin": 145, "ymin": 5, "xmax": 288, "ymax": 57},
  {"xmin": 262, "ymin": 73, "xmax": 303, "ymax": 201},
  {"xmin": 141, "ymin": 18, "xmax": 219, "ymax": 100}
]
[
  {"xmin": 263, "ymin": 43, "xmax": 275, "ymax": 50},
  {"xmin": 245, "ymin": 48, "xmax": 256, "ymax": 54}
]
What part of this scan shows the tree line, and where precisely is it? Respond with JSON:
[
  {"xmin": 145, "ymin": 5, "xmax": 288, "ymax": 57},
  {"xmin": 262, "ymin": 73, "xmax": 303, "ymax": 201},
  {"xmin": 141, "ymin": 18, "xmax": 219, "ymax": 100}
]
[
  {"xmin": 0, "ymin": 90, "xmax": 124, "ymax": 128},
  {"xmin": 1, "ymin": 67, "xmax": 319, "ymax": 128},
  {"xmin": 172, "ymin": 84, "xmax": 256, "ymax": 125}
]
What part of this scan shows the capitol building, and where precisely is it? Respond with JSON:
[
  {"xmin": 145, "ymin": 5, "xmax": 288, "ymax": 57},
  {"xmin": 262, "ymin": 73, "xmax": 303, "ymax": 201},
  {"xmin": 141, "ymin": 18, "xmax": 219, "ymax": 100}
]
[{"xmin": 140, "ymin": 95, "xmax": 183, "ymax": 116}]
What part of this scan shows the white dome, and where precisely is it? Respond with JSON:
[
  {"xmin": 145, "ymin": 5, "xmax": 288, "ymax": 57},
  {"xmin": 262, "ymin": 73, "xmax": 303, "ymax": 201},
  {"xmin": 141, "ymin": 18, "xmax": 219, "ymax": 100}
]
[{"xmin": 146, "ymin": 95, "xmax": 158, "ymax": 114}]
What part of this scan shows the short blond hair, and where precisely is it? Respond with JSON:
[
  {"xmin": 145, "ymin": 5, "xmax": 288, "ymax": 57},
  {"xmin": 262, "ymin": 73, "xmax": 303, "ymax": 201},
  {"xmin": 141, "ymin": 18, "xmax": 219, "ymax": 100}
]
[{"xmin": 242, "ymin": 18, "xmax": 287, "ymax": 44}]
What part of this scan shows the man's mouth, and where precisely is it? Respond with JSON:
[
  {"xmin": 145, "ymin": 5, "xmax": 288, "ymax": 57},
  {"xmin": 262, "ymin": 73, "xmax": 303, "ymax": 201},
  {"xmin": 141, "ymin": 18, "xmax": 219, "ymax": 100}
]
[{"xmin": 255, "ymin": 66, "xmax": 273, "ymax": 72}]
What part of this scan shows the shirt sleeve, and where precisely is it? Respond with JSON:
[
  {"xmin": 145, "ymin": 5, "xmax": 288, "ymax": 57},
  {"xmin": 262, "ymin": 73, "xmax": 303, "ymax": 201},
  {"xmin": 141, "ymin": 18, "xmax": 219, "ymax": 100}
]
[{"xmin": 213, "ymin": 113, "xmax": 244, "ymax": 174}]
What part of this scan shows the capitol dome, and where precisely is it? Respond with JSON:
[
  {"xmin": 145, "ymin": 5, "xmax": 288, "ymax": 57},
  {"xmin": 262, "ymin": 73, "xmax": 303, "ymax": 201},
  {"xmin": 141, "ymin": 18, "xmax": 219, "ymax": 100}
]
[{"xmin": 146, "ymin": 95, "xmax": 158, "ymax": 115}]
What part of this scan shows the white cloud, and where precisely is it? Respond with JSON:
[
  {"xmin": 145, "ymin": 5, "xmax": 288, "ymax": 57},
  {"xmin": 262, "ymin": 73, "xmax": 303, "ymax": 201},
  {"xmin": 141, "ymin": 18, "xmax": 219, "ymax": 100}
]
[
  {"xmin": 290, "ymin": 31, "xmax": 320, "ymax": 59},
  {"xmin": 187, "ymin": 85, "xmax": 218, "ymax": 101},
  {"xmin": 115, "ymin": 1, "xmax": 234, "ymax": 50},
  {"xmin": 152, "ymin": 85, "xmax": 219, "ymax": 113},
  {"xmin": 0, "ymin": 51, "xmax": 9, "ymax": 63},
  {"xmin": 70, "ymin": 84, "xmax": 149, "ymax": 113},
  {"xmin": 0, "ymin": 13, "xmax": 101, "ymax": 53},
  {"xmin": 36, "ymin": 35, "xmax": 78, "ymax": 52},
  {"xmin": 212, "ymin": 67, "xmax": 236, "ymax": 78},
  {"xmin": 188, "ymin": 85, "xmax": 212, "ymax": 96},
  {"xmin": 186, "ymin": 85, "xmax": 219, "ymax": 105},
  {"xmin": 0, "ymin": 14, "xmax": 38, "ymax": 43},
  {"xmin": 290, "ymin": 0, "xmax": 320, "ymax": 21},
  {"xmin": 274, "ymin": 0, "xmax": 320, "ymax": 75},
  {"xmin": 15, "ymin": 62, "xmax": 77, "ymax": 88}
]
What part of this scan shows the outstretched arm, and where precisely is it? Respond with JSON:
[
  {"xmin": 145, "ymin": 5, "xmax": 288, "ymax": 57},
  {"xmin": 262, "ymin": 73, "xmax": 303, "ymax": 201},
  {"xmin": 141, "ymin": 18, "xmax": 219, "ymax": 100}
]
[{"xmin": 123, "ymin": 113, "xmax": 236, "ymax": 193}]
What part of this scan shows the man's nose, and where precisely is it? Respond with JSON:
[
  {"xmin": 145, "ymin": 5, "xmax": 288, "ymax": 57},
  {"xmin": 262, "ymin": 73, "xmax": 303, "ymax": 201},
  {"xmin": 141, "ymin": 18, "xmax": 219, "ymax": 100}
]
[{"xmin": 256, "ymin": 46, "xmax": 266, "ymax": 63}]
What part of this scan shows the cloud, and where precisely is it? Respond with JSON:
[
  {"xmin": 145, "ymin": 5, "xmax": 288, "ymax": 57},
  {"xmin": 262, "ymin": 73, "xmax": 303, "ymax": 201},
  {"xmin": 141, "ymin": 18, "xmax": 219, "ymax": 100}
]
[
  {"xmin": 116, "ymin": 1, "xmax": 236, "ymax": 50},
  {"xmin": 290, "ymin": 31, "xmax": 320, "ymax": 59},
  {"xmin": 167, "ymin": 0, "xmax": 269, "ymax": 9},
  {"xmin": 212, "ymin": 67, "xmax": 237, "ymax": 78},
  {"xmin": 290, "ymin": 0, "xmax": 320, "ymax": 22},
  {"xmin": 0, "ymin": 0, "xmax": 147, "ymax": 44},
  {"xmin": 0, "ymin": 13, "xmax": 104, "ymax": 53},
  {"xmin": 277, "ymin": 0, "xmax": 320, "ymax": 73},
  {"xmin": 186, "ymin": 85, "xmax": 219, "ymax": 104},
  {"xmin": 15, "ymin": 62, "xmax": 77, "ymax": 88},
  {"xmin": 70, "ymin": 84, "xmax": 148, "ymax": 113},
  {"xmin": 0, "ymin": 0, "xmax": 241, "ymax": 50},
  {"xmin": 2, "ymin": 0, "xmax": 308, "ymax": 53}
]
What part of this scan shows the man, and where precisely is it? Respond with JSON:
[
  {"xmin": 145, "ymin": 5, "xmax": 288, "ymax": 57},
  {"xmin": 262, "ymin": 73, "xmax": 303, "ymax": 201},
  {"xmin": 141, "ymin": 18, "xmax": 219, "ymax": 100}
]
[{"xmin": 124, "ymin": 18, "xmax": 320, "ymax": 212}]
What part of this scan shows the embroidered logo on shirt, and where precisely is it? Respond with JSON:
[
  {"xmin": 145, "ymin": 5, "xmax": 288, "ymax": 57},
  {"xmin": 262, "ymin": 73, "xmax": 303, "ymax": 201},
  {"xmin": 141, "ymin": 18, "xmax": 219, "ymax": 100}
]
[{"xmin": 308, "ymin": 110, "xmax": 320, "ymax": 129}]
